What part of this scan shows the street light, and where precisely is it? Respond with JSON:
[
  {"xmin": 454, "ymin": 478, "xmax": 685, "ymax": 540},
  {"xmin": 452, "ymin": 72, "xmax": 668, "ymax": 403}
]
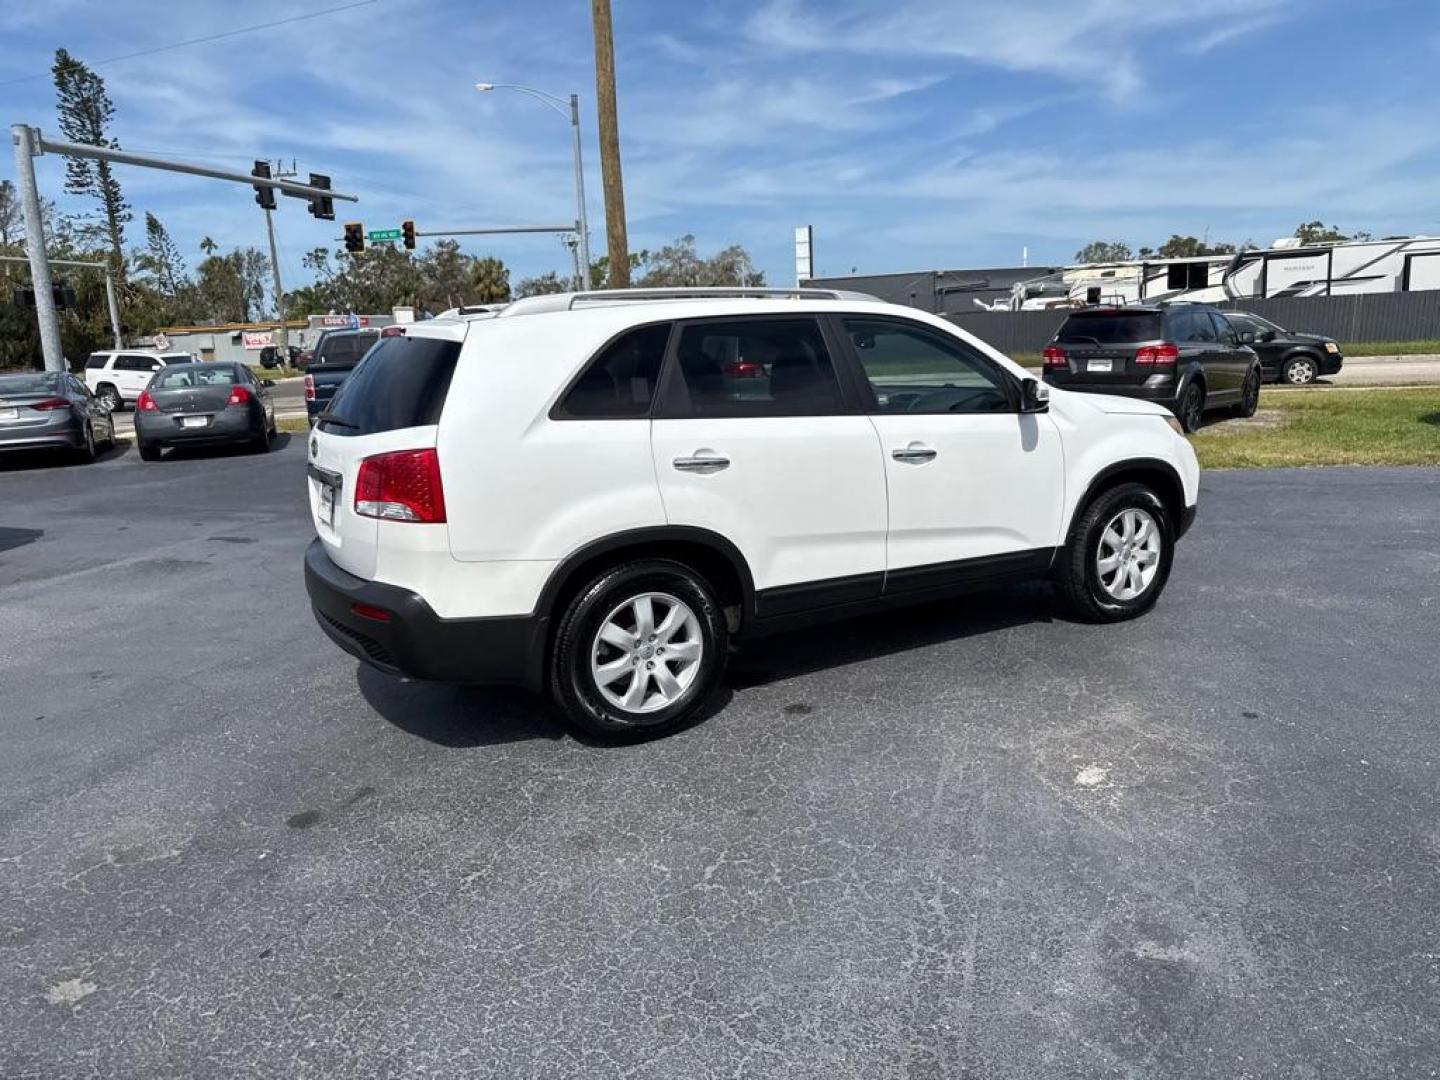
[{"xmin": 476, "ymin": 82, "xmax": 592, "ymax": 289}]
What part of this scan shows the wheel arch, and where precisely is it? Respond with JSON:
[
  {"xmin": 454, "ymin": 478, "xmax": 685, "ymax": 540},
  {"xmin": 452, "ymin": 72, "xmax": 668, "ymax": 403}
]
[
  {"xmin": 1066, "ymin": 458, "xmax": 1188, "ymax": 548},
  {"xmin": 537, "ymin": 526, "xmax": 757, "ymax": 635}
]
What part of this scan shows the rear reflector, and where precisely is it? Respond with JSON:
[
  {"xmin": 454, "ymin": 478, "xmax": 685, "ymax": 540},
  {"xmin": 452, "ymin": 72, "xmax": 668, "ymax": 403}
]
[
  {"xmin": 136, "ymin": 391, "xmax": 158, "ymax": 412},
  {"xmin": 30, "ymin": 397, "xmax": 70, "ymax": 411},
  {"xmin": 1042, "ymin": 345, "xmax": 1068, "ymax": 370},
  {"xmin": 351, "ymin": 602, "xmax": 393, "ymax": 623},
  {"xmin": 1135, "ymin": 342, "xmax": 1180, "ymax": 366},
  {"xmin": 303, "ymin": 374, "xmax": 316, "ymax": 401},
  {"xmin": 354, "ymin": 447, "xmax": 446, "ymax": 523},
  {"xmin": 227, "ymin": 385, "xmax": 251, "ymax": 407}
]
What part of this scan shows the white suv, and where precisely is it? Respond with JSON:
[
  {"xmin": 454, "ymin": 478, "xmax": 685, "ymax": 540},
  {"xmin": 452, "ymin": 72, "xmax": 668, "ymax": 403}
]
[
  {"xmin": 304, "ymin": 288, "xmax": 1199, "ymax": 739},
  {"xmin": 84, "ymin": 350, "xmax": 197, "ymax": 411}
]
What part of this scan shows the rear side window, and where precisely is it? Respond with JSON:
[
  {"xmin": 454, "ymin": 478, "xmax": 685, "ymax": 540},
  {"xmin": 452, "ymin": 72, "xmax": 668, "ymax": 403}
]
[
  {"xmin": 659, "ymin": 318, "xmax": 842, "ymax": 417},
  {"xmin": 85, "ymin": 353, "xmax": 110, "ymax": 370},
  {"xmin": 1057, "ymin": 312, "xmax": 1163, "ymax": 344},
  {"xmin": 558, "ymin": 323, "xmax": 670, "ymax": 418},
  {"xmin": 318, "ymin": 336, "xmax": 460, "ymax": 436}
]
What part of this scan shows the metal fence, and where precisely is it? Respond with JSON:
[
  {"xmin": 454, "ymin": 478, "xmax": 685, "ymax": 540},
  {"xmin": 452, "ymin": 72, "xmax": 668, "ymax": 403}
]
[{"xmin": 945, "ymin": 291, "xmax": 1440, "ymax": 356}]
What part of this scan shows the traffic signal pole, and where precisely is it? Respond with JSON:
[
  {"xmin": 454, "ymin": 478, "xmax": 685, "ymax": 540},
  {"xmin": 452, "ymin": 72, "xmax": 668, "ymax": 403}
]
[
  {"xmin": 0, "ymin": 253, "xmax": 121, "ymax": 350},
  {"xmin": 10, "ymin": 122, "xmax": 356, "ymax": 373},
  {"xmin": 10, "ymin": 125, "xmax": 64, "ymax": 373}
]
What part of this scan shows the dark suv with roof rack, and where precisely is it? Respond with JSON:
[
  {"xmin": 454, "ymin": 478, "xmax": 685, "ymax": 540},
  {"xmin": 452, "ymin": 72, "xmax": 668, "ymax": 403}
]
[{"xmin": 1042, "ymin": 305, "xmax": 1262, "ymax": 432}]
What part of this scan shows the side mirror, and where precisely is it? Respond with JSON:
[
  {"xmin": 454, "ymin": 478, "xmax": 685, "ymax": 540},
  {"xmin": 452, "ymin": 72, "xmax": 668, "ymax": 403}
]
[
  {"xmin": 1020, "ymin": 378, "xmax": 1050, "ymax": 414},
  {"xmin": 1238, "ymin": 330, "xmax": 1256, "ymax": 345},
  {"xmin": 261, "ymin": 378, "xmax": 276, "ymax": 388},
  {"xmin": 1258, "ymin": 329, "xmax": 1276, "ymax": 342}
]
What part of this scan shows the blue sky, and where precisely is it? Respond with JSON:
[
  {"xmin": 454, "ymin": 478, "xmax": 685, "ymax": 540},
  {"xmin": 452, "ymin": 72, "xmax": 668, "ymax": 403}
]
[{"xmin": 3, "ymin": 0, "xmax": 1439, "ymax": 291}]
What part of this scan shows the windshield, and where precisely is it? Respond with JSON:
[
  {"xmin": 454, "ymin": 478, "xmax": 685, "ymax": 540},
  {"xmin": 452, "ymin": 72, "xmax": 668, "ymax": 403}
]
[
  {"xmin": 318, "ymin": 335, "xmax": 460, "ymax": 436},
  {"xmin": 153, "ymin": 366, "xmax": 238, "ymax": 389},
  {"xmin": 159, "ymin": 354, "xmax": 196, "ymax": 366},
  {"xmin": 1236, "ymin": 313, "xmax": 1286, "ymax": 335},
  {"xmin": 0, "ymin": 372, "xmax": 62, "ymax": 395},
  {"xmin": 1057, "ymin": 311, "xmax": 1163, "ymax": 344}
]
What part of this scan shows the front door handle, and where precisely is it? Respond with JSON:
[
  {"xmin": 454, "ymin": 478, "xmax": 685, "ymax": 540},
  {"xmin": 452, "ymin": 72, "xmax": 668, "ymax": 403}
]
[
  {"xmin": 673, "ymin": 451, "xmax": 730, "ymax": 474},
  {"xmin": 892, "ymin": 443, "xmax": 938, "ymax": 464}
]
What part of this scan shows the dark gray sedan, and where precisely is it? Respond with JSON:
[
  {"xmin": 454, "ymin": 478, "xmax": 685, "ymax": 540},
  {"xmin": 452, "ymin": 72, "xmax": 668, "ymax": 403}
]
[
  {"xmin": 0, "ymin": 370, "xmax": 115, "ymax": 462},
  {"xmin": 134, "ymin": 362, "xmax": 277, "ymax": 461}
]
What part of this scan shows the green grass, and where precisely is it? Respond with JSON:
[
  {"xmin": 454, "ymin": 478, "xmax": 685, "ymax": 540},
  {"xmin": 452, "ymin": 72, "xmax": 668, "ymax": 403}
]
[
  {"xmin": 1190, "ymin": 387, "xmax": 1440, "ymax": 468},
  {"xmin": 246, "ymin": 365, "xmax": 306, "ymax": 381},
  {"xmin": 1337, "ymin": 340, "xmax": 1440, "ymax": 357},
  {"xmin": 278, "ymin": 416, "xmax": 311, "ymax": 435}
]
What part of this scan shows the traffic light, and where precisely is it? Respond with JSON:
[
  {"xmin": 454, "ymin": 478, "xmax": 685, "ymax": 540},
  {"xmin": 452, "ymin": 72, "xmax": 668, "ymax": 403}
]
[
  {"xmin": 251, "ymin": 160, "xmax": 276, "ymax": 210},
  {"xmin": 307, "ymin": 173, "xmax": 334, "ymax": 220},
  {"xmin": 402, "ymin": 219, "xmax": 416, "ymax": 250},
  {"xmin": 344, "ymin": 222, "xmax": 365, "ymax": 254},
  {"xmin": 11, "ymin": 283, "xmax": 76, "ymax": 309}
]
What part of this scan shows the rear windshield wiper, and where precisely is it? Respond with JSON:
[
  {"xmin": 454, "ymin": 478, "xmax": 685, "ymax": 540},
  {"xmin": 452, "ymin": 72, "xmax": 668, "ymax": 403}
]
[{"xmin": 315, "ymin": 412, "xmax": 358, "ymax": 429}]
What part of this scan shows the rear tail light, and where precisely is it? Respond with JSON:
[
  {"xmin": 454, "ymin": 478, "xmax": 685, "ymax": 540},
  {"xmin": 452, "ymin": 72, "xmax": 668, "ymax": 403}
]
[
  {"xmin": 136, "ymin": 391, "xmax": 158, "ymax": 412},
  {"xmin": 1135, "ymin": 342, "xmax": 1180, "ymax": 366},
  {"xmin": 227, "ymin": 385, "xmax": 251, "ymax": 407},
  {"xmin": 30, "ymin": 397, "xmax": 71, "ymax": 411},
  {"xmin": 1042, "ymin": 345, "xmax": 1068, "ymax": 370},
  {"xmin": 354, "ymin": 448, "xmax": 446, "ymax": 523},
  {"xmin": 723, "ymin": 359, "xmax": 766, "ymax": 379},
  {"xmin": 303, "ymin": 374, "xmax": 315, "ymax": 401}
]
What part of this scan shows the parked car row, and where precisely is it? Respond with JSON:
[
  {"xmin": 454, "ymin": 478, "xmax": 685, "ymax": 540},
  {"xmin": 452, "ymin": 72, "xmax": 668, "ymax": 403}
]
[{"xmin": 1041, "ymin": 304, "xmax": 1344, "ymax": 431}]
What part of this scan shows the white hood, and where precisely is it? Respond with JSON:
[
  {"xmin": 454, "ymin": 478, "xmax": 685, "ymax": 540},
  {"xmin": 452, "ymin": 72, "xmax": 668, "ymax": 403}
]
[{"xmin": 1054, "ymin": 388, "xmax": 1172, "ymax": 419}]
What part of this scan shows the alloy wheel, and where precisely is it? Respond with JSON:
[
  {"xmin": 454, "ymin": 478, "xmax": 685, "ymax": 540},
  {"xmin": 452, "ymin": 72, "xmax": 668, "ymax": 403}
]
[
  {"xmin": 590, "ymin": 592, "xmax": 703, "ymax": 715},
  {"xmin": 1096, "ymin": 508, "xmax": 1163, "ymax": 601},
  {"xmin": 1286, "ymin": 358, "xmax": 1316, "ymax": 385},
  {"xmin": 1182, "ymin": 386, "xmax": 1204, "ymax": 432}
]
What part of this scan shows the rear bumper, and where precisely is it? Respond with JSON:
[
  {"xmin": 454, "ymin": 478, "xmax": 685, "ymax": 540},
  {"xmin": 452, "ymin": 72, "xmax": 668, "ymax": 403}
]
[
  {"xmin": 1177, "ymin": 503, "xmax": 1198, "ymax": 540},
  {"xmin": 304, "ymin": 539, "xmax": 546, "ymax": 691},
  {"xmin": 0, "ymin": 414, "xmax": 85, "ymax": 451},
  {"xmin": 1044, "ymin": 374, "xmax": 1186, "ymax": 411},
  {"xmin": 136, "ymin": 408, "xmax": 255, "ymax": 446}
]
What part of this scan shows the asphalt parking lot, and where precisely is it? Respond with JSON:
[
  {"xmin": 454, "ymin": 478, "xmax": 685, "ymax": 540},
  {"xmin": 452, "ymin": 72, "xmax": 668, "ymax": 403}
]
[{"xmin": 2, "ymin": 441, "xmax": 1437, "ymax": 1078}]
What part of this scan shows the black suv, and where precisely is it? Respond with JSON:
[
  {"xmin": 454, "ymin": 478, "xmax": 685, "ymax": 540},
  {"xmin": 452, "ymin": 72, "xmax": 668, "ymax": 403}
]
[
  {"xmin": 1043, "ymin": 305, "xmax": 1262, "ymax": 431},
  {"xmin": 1222, "ymin": 312, "xmax": 1343, "ymax": 385}
]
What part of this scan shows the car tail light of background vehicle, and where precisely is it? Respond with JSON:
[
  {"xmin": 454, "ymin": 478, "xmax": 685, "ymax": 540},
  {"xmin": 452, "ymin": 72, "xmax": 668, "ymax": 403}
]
[
  {"xmin": 354, "ymin": 448, "xmax": 447, "ymax": 523},
  {"xmin": 380, "ymin": 325, "xmax": 406, "ymax": 338},
  {"xmin": 723, "ymin": 359, "xmax": 766, "ymax": 379},
  {"xmin": 304, "ymin": 374, "xmax": 315, "ymax": 401},
  {"xmin": 1042, "ymin": 345, "xmax": 1068, "ymax": 370},
  {"xmin": 136, "ymin": 391, "xmax": 158, "ymax": 412},
  {"xmin": 227, "ymin": 386, "xmax": 251, "ymax": 407},
  {"xmin": 29, "ymin": 397, "xmax": 70, "ymax": 411},
  {"xmin": 1135, "ymin": 343, "xmax": 1180, "ymax": 366}
]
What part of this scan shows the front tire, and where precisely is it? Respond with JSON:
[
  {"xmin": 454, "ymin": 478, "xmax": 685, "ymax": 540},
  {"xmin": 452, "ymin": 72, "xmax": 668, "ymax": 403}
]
[
  {"xmin": 1057, "ymin": 482, "xmax": 1175, "ymax": 623},
  {"xmin": 1234, "ymin": 369, "xmax": 1260, "ymax": 417},
  {"xmin": 1282, "ymin": 355, "xmax": 1318, "ymax": 386},
  {"xmin": 549, "ymin": 559, "xmax": 728, "ymax": 741},
  {"xmin": 1175, "ymin": 382, "xmax": 1205, "ymax": 433}
]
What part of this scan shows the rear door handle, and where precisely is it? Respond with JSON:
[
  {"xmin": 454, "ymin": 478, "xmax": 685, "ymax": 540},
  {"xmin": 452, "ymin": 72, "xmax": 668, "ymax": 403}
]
[
  {"xmin": 673, "ymin": 451, "xmax": 730, "ymax": 474},
  {"xmin": 892, "ymin": 443, "xmax": 938, "ymax": 464}
]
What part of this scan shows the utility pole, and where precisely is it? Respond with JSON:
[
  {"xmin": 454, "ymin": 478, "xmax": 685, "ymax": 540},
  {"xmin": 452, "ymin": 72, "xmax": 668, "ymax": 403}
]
[
  {"xmin": 264, "ymin": 160, "xmax": 297, "ymax": 351},
  {"xmin": 10, "ymin": 125, "xmax": 65, "ymax": 373},
  {"xmin": 590, "ymin": 0, "xmax": 630, "ymax": 287}
]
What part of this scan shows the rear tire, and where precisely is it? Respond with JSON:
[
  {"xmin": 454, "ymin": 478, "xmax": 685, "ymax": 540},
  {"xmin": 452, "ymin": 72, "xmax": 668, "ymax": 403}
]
[
  {"xmin": 138, "ymin": 440, "xmax": 161, "ymax": 462},
  {"xmin": 75, "ymin": 422, "xmax": 97, "ymax": 463},
  {"xmin": 549, "ymin": 559, "xmax": 728, "ymax": 741},
  {"xmin": 1175, "ymin": 382, "xmax": 1205, "ymax": 432},
  {"xmin": 1057, "ymin": 482, "xmax": 1175, "ymax": 623},
  {"xmin": 1282, "ymin": 355, "xmax": 1318, "ymax": 386},
  {"xmin": 252, "ymin": 420, "xmax": 272, "ymax": 453}
]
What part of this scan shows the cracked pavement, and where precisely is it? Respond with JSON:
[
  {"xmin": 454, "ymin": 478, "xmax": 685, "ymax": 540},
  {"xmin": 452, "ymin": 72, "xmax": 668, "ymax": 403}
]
[{"xmin": 2, "ymin": 440, "xmax": 1438, "ymax": 1078}]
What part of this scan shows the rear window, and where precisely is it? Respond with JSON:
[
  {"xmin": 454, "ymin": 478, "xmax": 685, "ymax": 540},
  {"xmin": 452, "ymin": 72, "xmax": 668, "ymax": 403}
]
[
  {"xmin": 0, "ymin": 372, "xmax": 62, "ymax": 394},
  {"xmin": 313, "ymin": 332, "xmax": 379, "ymax": 366},
  {"xmin": 318, "ymin": 336, "xmax": 460, "ymax": 436},
  {"xmin": 154, "ymin": 366, "xmax": 237, "ymax": 389},
  {"xmin": 1056, "ymin": 311, "xmax": 1163, "ymax": 344},
  {"xmin": 159, "ymin": 354, "xmax": 195, "ymax": 366}
]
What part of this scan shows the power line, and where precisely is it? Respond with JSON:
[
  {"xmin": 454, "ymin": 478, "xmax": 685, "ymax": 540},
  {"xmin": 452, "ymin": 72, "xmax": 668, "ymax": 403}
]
[{"xmin": 0, "ymin": 0, "xmax": 381, "ymax": 86}]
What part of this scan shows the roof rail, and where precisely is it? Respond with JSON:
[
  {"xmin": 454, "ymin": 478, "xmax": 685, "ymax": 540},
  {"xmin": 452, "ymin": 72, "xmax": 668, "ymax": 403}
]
[{"xmin": 499, "ymin": 285, "xmax": 879, "ymax": 316}]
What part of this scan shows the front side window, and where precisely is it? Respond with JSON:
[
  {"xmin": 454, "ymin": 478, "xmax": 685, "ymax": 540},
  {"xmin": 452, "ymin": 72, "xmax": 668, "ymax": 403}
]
[
  {"xmin": 1208, "ymin": 312, "xmax": 1238, "ymax": 346},
  {"xmin": 845, "ymin": 318, "xmax": 1012, "ymax": 415},
  {"xmin": 664, "ymin": 318, "xmax": 841, "ymax": 417},
  {"xmin": 559, "ymin": 323, "xmax": 670, "ymax": 418}
]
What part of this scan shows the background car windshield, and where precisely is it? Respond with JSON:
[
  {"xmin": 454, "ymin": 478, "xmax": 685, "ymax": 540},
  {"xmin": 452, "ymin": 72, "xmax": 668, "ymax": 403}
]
[
  {"xmin": 318, "ymin": 336, "xmax": 461, "ymax": 436},
  {"xmin": 1057, "ymin": 312, "xmax": 1164, "ymax": 343},
  {"xmin": 0, "ymin": 373, "xmax": 61, "ymax": 394},
  {"xmin": 154, "ymin": 367, "xmax": 238, "ymax": 389},
  {"xmin": 160, "ymin": 354, "xmax": 196, "ymax": 365}
]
